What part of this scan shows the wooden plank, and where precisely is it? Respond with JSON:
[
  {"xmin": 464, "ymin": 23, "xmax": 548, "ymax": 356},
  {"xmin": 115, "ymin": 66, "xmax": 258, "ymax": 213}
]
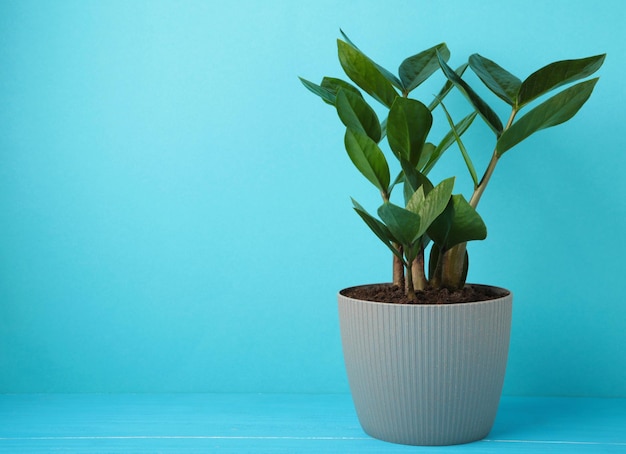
[
  {"xmin": 491, "ymin": 397, "xmax": 626, "ymax": 444},
  {"xmin": 1, "ymin": 395, "xmax": 625, "ymax": 453}
]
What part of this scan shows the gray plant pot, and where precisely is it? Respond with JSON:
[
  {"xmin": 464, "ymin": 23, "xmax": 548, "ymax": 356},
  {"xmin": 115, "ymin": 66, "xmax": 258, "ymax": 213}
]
[{"xmin": 338, "ymin": 284, "xmax": 512, "ymax": 446}]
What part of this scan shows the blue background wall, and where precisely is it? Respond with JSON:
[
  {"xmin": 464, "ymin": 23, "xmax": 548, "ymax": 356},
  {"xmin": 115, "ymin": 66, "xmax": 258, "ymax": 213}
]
[{"xmin": 1, "ymin": 0, "xmax": 625, "ymax": 396}]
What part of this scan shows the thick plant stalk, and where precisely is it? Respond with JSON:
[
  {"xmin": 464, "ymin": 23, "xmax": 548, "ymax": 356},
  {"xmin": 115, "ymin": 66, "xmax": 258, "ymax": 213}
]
[
  {"xmin": 393, "ymin": 246, "xmax": 405, "ymax": 288},
  {"xmin": 405, "ymin": 259, "xmax": 417, "ymax": 302},
  {"xmin": 440, "ymin": 243, "xmax": 467, "ymax": 289},
  {"xmin": 470, "ymin": 109, "xmax": 517, "ymax": 208},
  {"xmin": 411, "ymin": 248, "xmax": 427, "ymax": 291}
]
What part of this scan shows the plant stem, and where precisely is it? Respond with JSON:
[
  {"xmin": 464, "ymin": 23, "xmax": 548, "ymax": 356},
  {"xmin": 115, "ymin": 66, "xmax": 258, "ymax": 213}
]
[
  {"xmin": 469, "ymin": 109, "xmax": 517, "ymax": 209},
  {"xmin": 405, "ymin": 258, "xmax": 416, "ymax": 302},
  {"xmin": 440, "ymin": 243, "xmax": 466, "ymax": 289},
  {"xmin": 411, "ymin": 247, "xmax": 427, "ymax": 291},
  {"xmin": 381, "ymin": 190, "xmax": 405, "ymax": 287},
  {"xmin": 393, "ymin": 247, "xmax": 405, "ymax": 288},
  {"xmin": 468, "ymin": 152, "xmax": 498, "ymax": 208}
]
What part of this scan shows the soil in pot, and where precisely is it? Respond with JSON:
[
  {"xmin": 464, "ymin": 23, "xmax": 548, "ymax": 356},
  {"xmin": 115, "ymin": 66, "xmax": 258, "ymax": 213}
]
[{"xmin": 341, "ymin": 283, "xmax": 509, "ymax": 305}]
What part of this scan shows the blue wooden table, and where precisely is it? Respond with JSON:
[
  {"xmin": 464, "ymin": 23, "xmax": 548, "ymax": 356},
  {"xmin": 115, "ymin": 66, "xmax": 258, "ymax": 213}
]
[{"xmin": 1, "ymin": 394, "xmax": 624, "ymax": 452}]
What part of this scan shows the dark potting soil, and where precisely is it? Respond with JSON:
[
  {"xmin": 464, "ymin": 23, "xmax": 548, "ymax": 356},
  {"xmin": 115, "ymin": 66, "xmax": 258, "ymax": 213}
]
[{"xmin": 341, "ymin": 283, "xmax": 509, "ymax": 305}]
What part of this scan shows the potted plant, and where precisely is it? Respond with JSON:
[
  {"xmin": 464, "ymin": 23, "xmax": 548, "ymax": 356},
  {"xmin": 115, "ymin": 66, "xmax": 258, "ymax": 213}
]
[{"xmin": 300, "ymin": 31, "xmax": 605, "ymax": 446}]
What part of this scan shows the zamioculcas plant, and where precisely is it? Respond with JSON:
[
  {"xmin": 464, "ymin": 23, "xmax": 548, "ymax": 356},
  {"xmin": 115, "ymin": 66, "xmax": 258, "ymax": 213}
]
[{"xmin": 301, "ymin": 32, "xmax": 604, "ymax": 303}]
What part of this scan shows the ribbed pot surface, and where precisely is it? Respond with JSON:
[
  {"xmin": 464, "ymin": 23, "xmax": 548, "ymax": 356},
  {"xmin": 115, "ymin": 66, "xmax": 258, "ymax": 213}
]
[{"xmin": 338, "ymin": 284, "xmax": 512, "ymax": 446}]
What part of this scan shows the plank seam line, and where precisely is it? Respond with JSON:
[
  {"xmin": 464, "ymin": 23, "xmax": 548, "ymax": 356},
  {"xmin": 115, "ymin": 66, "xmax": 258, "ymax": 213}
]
[
  {"xmin": 1, "ymin": 436, "xmax": 625, "ymax": 445},
  {"xmin": 484, "ymin": 439, "xmax": 626, "ymax": 446},
  {"xmin": 1, "ymin": 437, "xmax": 367, "ymax": 441}
]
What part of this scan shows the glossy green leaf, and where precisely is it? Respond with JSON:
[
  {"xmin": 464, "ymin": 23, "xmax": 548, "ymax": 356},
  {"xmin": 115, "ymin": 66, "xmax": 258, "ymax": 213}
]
[
  {"xmin": 321, "ymin": 77, "xmax": 363, "ymax": 99},
  {"xmin": 417, "ymin": 142, "xmax": 436, "ymax": 173},
  {"xmin": 380, "ymin": 118, "xmax": 387, "ymax": 141},
  {"xmin": 378, "ymin": 202, "xmax": 421, "ymax": 246},
  {"xmin": 469, "ymin": 54, "xmax": 521, "ymax": 105},
  {"xmin": 496, "ymin": 78, "xmax": 599, "ymax": 156},
  {"xmin": 428, "ymin": 243, "xmax": 442, "ymax": 281},
  {"xmin": 389, "ymin": 170, "xmax": 404, "ymax": 194},
  {"xmin": 352, "ymin": 198, "xmax": 403, "ymax": 261},
  {"xmin": 437, "ymin": 51, "xmax": 503, "ymax": 136},
  {"xmin": 445, "ymin": 195, "xmax": 487, "ymax": 248},
  {"xmin": 299, "ymin": 77, "xmax": 336, "ymax": 104},
  {"xmin": 338, "ymin": 39, "xmax": 399, "ymax": 108},
  {"xmin": 338, "ymin": 28, "xmax": 358, "ymax": 48},
  {"xmin": 336, "ymin": 89, "xmax": 381, "ymax": 142},
  {"xmin": 518, "ymin": 54, "xmax": 605, "ymax": 108},
  {"xmin": 406, "ymin": 177, "xmax": 455, "ymax": 239},
  {"xmin": 423, "ymin": 112, "xmax": 477, "ymax": 175},
  {"xmin": 340, "ymin": 29, "xmax": 403, "ymax": 90},
  {"xmin": 387, "ymin": 97, "xmax": 432, "ymax": 165},
  {"xmin": 428, "ymin": 194, "xmax": 487, "ymax": 250},
  {"xmin": 402, "ymin": 164, "xmax": 434, "ymax": 206},
  {"xmin": 299, "ymin": 77, "xmax": 363, "ymax": 106},
  {"xmin": 428, "ymin": 63, "xmax": 468, "ymax": 111},
  {"xmin": 344, "ymin": 129, "xmax": 391, "ymax": 192},
  {"xmin": 405, "ymin": 184, "xmax": 426, "ymax": 215},
  {"xmin": 399, "ymin": 43, "xmax": 450, "ymax": 93},
  {"xmin": 403, "ymin": 178, "xmax": 413, "ymax": 206}
]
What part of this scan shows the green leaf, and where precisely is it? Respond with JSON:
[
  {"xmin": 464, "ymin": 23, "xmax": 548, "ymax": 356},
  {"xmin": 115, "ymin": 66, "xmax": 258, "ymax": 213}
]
[
  {"xmin": 340, "ymin": 29, "xmax": 404, "ymax": 90},
  {"xmin": 405, "ymin": 184, "xmax": 426, "ymax": 214},
  {"xmin": 423, "ymin": 112, "xmax": 477, "ymax": 175},
  {"xmin": 387, "ymin": 97, "xmax": 432, "ymax": 165},
  {"xmin": 428, "ymin": 63, "xmax": 468, "ymax": 111},
  {"xmin": 299, "ymin": 77, "xmax": 363, "ymax": 106},
  {"xmin": 389, "ymin": 170, "xmax": 404, "ymax": 194},
  {"xmin": 406, "ymin": 177, "xmax": 455, "ymax": 238},
  {"xmin": 518, "ymin": 54, "xmax": 605, "ymax": 108},
  {"xmin": 469, "ymin": 54, "xmax": 522, "ymax": 105},
  {"xmin": 321, "ymin": 77, "xmax": 363, "ymax": 99},
  {"xmin": 344, "ymin": 129, "xmax": 391, "ymax": 192},
  {"xmin": 299, "ymin": 77, "xmax": 337, "ymax": 105},
  {"xmin": 378, "ymin": 202, "xmax": 421, "ymax": 246},
  {"xmin": 417, "ymin": 142, "xmax": 436, "ymax": 173},
  {"xmin": 437, "ymin": 51, "xmax": 503, "ymax": 136},
  {"xmin": 336, "ymin": 89, "xmax": 382, "ymax": 142},
  {"xmin": 338, "ymin": 39, "xmax": 399, "ymax": 108},
  {"xmin": 445, "ymin": 195, "xmax": 487, "ymax": 248},
  {"xmin": 438, "ymin": 100, "xmax": 478, "ymax": 187},
  {"xmin": 352, "ymin": 198, "xmax": 403, "ymax": 261},
  {"xmin": 399, "ymin": 43, "xmax": 450, "ymax": 93},
  {"xmin": 428, "ymin": 194, "xmax": 487, "ymax": 250},
  {"xmin": 338, "ymin": 28, "xmax": 358, "ymax": 48},
  {"xmin": 428, "ymin": 243, "xmax": 442, "ymax": 281},
  {"xmin": 402, "ymin": 164, "xmax": 434, "ymax": 206},
  {"xmin": 380, "ymin": 117, "xmax": 387, "ymax": 141},
  {"xmin": 496, "ymin": 78, "xmax": 599, "ymax": 156}
]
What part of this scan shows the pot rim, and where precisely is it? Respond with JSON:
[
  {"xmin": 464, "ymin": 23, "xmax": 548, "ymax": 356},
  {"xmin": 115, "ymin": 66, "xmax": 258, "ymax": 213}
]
[{"xmin": 339, "ymin": 283, "xmax": 512, "ymax": 308}]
